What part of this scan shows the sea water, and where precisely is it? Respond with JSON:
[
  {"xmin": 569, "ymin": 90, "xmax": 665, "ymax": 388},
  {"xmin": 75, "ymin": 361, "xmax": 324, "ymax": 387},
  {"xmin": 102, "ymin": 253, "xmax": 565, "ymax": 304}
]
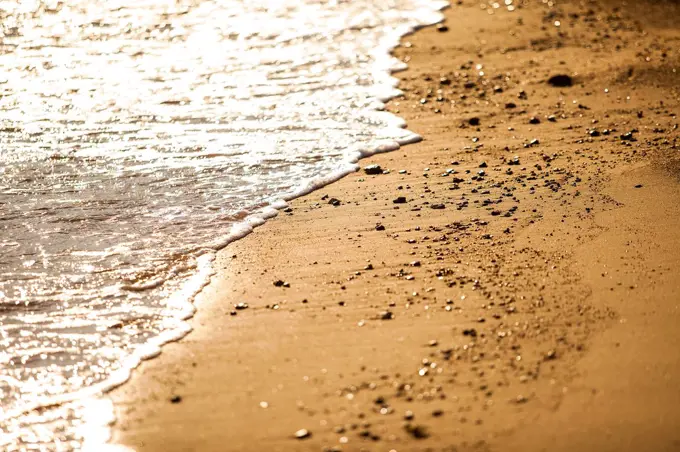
[{"xmin": 0, "ymin": 0, "xmax": 446, "ymax": 449}]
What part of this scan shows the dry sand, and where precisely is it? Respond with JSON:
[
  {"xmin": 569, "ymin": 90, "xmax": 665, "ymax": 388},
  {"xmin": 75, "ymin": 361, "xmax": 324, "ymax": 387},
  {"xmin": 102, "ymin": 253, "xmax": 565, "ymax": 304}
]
[{"xmin": 111, "ymin": 0, "xmax": 680, "ymax": 450}]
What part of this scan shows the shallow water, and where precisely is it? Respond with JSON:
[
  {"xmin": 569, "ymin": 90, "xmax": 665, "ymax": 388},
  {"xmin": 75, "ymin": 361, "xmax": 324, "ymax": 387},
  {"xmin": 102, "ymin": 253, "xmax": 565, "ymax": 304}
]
[{"xmin": 0, "ymin": 0, "xmax": 445, "ymax": 448}]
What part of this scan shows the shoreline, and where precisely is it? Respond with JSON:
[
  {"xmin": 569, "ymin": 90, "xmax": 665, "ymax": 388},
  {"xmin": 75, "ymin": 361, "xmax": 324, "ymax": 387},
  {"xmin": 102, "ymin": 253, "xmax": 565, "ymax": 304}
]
[{"xmin": 111, "ymin": 1, "xmax": 680, "ymax": 451}]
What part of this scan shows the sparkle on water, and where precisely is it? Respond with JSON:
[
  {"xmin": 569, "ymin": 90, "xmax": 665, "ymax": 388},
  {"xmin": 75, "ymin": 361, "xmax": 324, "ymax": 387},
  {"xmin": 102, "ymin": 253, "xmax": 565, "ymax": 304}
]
[{"xmin": 0, "ymin": 0, "xmax": 446, "ymax": 448}]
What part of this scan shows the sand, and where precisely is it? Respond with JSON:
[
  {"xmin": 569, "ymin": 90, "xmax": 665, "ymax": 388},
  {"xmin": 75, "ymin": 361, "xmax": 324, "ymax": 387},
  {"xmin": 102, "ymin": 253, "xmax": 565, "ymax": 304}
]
[{"xmin": 110, "ymin": 0, "xmax": 680, "ymax": 450}]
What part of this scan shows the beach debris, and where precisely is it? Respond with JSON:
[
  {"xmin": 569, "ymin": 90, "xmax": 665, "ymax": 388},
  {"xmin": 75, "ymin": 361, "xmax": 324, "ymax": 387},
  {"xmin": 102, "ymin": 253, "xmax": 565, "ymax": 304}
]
[
  {"xmin": 547, "ymin": 74, "xmax": 573, "ymax": 87},
  {"xmin": 234, "ymin": 302, "xmax": 249, "ymax": 310},
  {"xmin": 170, "ymin": 395, "xmax": 182, "ymax": 404},
  {"xmin": 364, "ymin": 164, "xmax": 383, "ymax": 175},
  {"xmin": 393, "ymin": 196, "xmax": 407, "ymax": 204},
  {"xmin": 294, "ymin": 429, "xmax": 311, "ymax": 440},
  {"xmin": 404, "ymin": 424, "xmax": 430, "ymax": 439}
]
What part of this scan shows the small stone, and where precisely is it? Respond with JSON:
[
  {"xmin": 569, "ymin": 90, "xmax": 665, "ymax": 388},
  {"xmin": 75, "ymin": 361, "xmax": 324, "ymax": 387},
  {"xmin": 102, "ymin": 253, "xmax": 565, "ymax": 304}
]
[
  {"xmin": 620, "ymin": 131, "xmax": 636, "ymax": 141},
  {"xmin": 545, "ymin": 350, "xmax": 557, "ymax": 361},
  {"xmin": 462, "ymin": 328, "xmax": 477, "ymax": 337},
  {"xmin": 436, "ymin": 23, "xmax": 449, "ymax": 32},
  {"xmin": 432, "ymin": 409, "xmax": 444, "ymax": 417},
  {"xmin": 380, "ymin": 310, "xmax": 394, "ymax": 320},
  {"xmin": 479, "ymin": 161, "xmax": 488, "ymax": 168},
  {"xmin": 505, "ymin": 102, "xmax": 517, "ymax": 109},
  {"xmin": 430, "ymin": 203, "xmax": 445, "ymax": 209},
  {"xmin": 547, "ymin": 74, "xmax": 573, "ymax": 87},
  {"xmin": 468, "ymin": 117, "xmax": 480, "ymax": 126},
  {"xmin": 393, "ymin": 196, "xmax": 407, "ymax": 204},
  {"xmin": 170, "ymin": 395, "xmax": 182, "ymax": 404},
  {"xmin": 404, "ymin": 424, "xmax": 430, "ymax": 439},
  {"xmin": 234, "ymin": 302, "xmax": 249, "ymax": 310},
  {"xmin": 364, "ymin": 164, "xmax": 383, "ymax": 175},
  {"xmin": 634, "ymin": 184, "xmax": 643, "ymax": 189},
  {"xmin": 375, "ymin": 223, "xmax": 385, "ymax": 231},
  {"xmin": 328, "ymin": 198, "xmax": 341, "ymax": 206},
  {"xmin": 529, "ymin": 116, "xmax": 541, "ymax": 124},
  {"xmin": 273, "ymin": 280, "xmax": 285, "ymax": 287},
  {"xmin": 404, "ymin": 410, "xmax": 415, "ymax": 420},
  {"xmin": 295, "ymin": 429, "xmax": 311, "ymax": 440}
]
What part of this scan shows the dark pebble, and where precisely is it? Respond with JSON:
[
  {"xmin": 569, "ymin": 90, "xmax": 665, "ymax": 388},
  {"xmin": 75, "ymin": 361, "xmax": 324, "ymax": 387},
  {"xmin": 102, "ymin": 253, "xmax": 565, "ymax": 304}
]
[
  {"xmin": 375, "ymin": 223, "xmax": 386, "ymax": 231},
  {"xmin": 529, "ymin": 117, "xmax": 541, "ymax": 124},
  {"xmin": 364, "ymin": 164, "xmax": 383, "ymax": 175},
  {"xmin": 436, "ymin": 23, "xmax": 449, "ymax": 32},
  {"xmin": 393, "ymin": 196, "xmax": 407, "ymax": 204},
  {"xmin": 468, "ymin": 117, "xmax": 480, "ymax": 126},
  {"xmin": 380, "ymin": 310, "xmax": 394, "ymax": 320},
  {"xmin": 404, "ymin": 424, "xmax": 430, "ymax": 439},
  {"xmin": 328, "ymin": 198, "xmax": 341, "ymax": 206},
  {"xmin": 547, "ymin": 74, "xmax": 573, "ymax": 87},
  {"xmin": 170, "ymin": 395, "xmax": 182, "ymax": 404}
]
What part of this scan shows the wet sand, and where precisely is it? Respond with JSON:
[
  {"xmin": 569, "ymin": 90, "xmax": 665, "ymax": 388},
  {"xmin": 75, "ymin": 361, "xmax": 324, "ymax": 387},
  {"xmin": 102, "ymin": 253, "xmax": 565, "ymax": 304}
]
[{"xmin": 111, "ymin": 0, "xmax": 680, "ymax": 450}]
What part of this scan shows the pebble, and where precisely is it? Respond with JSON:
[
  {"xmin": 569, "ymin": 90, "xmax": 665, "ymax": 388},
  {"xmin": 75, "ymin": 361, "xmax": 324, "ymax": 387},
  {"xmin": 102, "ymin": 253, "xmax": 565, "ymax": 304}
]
[
  {"xmin": 295, "ymin": 429, "xmax": 311, "ymax": 439},
  {"xmin": 547, "ymin": 74, "xmax": 573, "ymax": 87},
  {"xmin": 404, "ymin": 424, "xmax": 430, "ymax": 439},
  {"xmin": 170, "ymin": 395, "xmax": 182, "ymax": 404},
  {"xmin": 364, "ymin": 164, "xmax": 383, "ymax": 175},
  {"xmin": 234, "ymin": 302, "xmax": 249, "ymax": 310},
  {"xmin": 393, "ymin": 196, "xmax": 407, "ymax": 204},
  {"xmin": 380, "ymin": 310, "xmax": 395, "ymax": 320}
]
